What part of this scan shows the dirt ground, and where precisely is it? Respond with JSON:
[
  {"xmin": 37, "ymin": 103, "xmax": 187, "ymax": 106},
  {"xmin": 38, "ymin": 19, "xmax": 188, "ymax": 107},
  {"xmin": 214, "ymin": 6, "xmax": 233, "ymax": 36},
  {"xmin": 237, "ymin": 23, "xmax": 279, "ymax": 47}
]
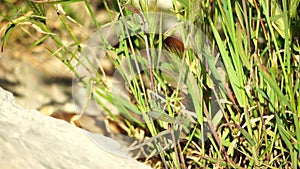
[{"xmin": 0, "ymin": 1, "xmax": 113, "ymax": 133}]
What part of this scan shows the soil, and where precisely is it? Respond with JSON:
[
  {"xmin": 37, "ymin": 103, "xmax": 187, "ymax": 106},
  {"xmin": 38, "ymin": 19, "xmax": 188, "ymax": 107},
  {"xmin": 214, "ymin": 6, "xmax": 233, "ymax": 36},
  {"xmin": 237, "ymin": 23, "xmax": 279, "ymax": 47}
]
[{"xmin": 0, "ymin": 1, "xmax": 112, "ymax": 133}]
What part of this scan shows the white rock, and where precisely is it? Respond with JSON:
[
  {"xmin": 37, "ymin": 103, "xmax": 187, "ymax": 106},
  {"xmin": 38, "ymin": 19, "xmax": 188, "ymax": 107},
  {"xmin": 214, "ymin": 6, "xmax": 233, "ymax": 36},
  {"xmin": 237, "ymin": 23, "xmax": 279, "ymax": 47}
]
[{"xmin": 0, "ymin": 87, "xmax": 152, "ymax": 169}]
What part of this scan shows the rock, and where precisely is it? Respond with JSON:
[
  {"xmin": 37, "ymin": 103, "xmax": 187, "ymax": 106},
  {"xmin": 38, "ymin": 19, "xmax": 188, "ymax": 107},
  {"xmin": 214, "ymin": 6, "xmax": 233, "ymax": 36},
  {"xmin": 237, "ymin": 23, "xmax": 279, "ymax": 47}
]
[{"xmin": 0, "ymin": 87, "xmax": 152, "ymax": 169}]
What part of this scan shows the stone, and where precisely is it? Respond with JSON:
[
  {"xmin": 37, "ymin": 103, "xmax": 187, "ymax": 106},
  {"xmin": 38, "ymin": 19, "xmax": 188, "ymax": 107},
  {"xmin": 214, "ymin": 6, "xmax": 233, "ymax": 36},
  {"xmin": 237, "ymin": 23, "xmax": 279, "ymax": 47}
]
[{"xmin": 0, "ymin": 87, "xmax": 152, "ymax": 169}]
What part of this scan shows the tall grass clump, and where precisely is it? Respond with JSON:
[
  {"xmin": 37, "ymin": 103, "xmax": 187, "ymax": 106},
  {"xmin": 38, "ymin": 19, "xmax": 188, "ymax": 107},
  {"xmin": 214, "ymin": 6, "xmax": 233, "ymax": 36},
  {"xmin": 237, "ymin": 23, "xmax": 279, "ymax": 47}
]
[{"xmin": 1, "ymin": 0, "xmax": 299, "ymax": 168}]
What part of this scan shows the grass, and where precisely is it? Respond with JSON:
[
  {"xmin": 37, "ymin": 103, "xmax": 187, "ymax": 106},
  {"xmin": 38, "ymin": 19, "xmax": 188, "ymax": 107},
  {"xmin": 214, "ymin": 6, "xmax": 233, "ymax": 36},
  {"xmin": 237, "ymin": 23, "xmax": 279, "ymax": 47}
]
[{"xmin": 1, "ymin": 0, "xmax": 300, "ymax": 168}]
